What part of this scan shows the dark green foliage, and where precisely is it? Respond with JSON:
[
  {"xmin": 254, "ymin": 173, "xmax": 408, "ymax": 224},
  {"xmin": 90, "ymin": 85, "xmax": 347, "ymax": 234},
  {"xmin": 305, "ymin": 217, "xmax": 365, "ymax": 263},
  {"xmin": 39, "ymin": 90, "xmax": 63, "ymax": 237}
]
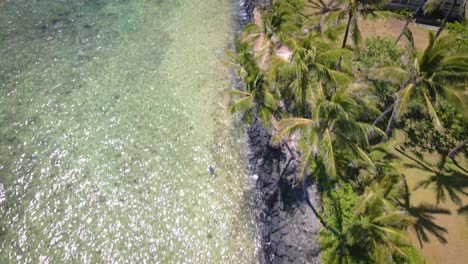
[
  {"xmin": 393, "ymin": 8, "xmax": 414, "ymax": 17},
  {"xmin": 445, "ymin": 20, "xmax": 468, "ymax": 35},
  {"xmin": 355, "ymin": 36, "xmax": 404, "ymax": 70},
  {"xmin": 401, "ymin": 100, "xmax": 468, "ymax": 156},
  {"xmin": 445, "ymin": 20, "xmax": 468, "ymax": 48},
  {"xmin": 284, "ymin": 0, "xmax": 305, "ymax": 10},
  {"xmin": 394, "ymin": 246, "xmax": 425, "ymax": 264},
  {"xmin": 369, "ymin": 32, "xmax": 468, "ymax": 137},
  {"xmin": 321, "ymin": 183, "xmax": 359, "ymax": 231},
  {"xmin": 373, "ymin": 81, "xmax": 399, "ymax": 107},
  {"xmin": 318, "ymin": 183, "xmax": 367, "ymax": 264}
]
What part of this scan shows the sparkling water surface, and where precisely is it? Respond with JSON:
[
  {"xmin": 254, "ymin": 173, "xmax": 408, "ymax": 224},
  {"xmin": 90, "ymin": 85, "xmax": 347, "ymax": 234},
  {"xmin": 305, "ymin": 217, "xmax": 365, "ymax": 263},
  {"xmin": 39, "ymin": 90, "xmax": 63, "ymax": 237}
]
[{"xmin": 0, "ymin": 0, "xmax": 256, "ymax": 262}]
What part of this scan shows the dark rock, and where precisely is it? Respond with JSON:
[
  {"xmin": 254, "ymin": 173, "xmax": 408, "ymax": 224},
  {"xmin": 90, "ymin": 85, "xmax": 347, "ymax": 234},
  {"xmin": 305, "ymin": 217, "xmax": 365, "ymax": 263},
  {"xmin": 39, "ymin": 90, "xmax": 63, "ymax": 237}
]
[
  {"xmin": 292, "ymin": 257, "xmax": 306, "ymax": 264},
  {"xmin": 286, "ymin": 247, "xmax": 302, "ymax": 261},
  {"xmin": 276, "ymin": 242, "xmax": 286, "ymax": 257},
  {"xmin": 245, "ymin": 113, "xmax": 322, "ymax": 263},
  {"xmin": 278, "ymin": 200, "xmax": 284, "ymax": 210},
  {"xmin": 279, "ymin": 210, "xmax": 287, "ymax": 219},
  {"xmin": 257, "ymin": 158, "xmax": 264, "ymax": 166},
  {"xmin": 271, "ymin": 209, "xmax": 279, "ymax": 217},
  {"xmin": 271, "ymin": 171, "xmax": 280, "ymax": 180},
  {"xmin": 272, "ymin": 216, "xmax": 280, "ymax": 228},
  {"xmin": 307, "ymin": 244, "xmax": 321, "ymax": 258},
  {"xmin": 280, "ymin": 226, "xmax": 289, "ymax": 235},
  {"xmin": 272, "ymin": 255, "xmax": 283, "ymax": 264},
  {"xmin": 271, "ymin": 231, "xmax": 281, "ymax": 243}
]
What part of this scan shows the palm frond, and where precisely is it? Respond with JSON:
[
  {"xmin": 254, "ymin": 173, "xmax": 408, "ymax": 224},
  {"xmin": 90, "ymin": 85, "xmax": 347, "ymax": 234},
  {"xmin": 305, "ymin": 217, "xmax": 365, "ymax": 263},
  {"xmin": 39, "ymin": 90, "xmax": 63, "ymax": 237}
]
[
  {"xmin": 272, "ymin": 117, "xmax": 313, "ymax": 145},
  {"xmin": 368, "ymin": 66, "xmax": 409, "ymax": 85},
  {"xmin": 351, "ymin": 15, "xmax": 362, "ymax": 47},
  {"xmin": 258, "ymin": 105, "xmax": 273, "ymax": 127},
  {"xmin": 228, "ymin": 94, "xmax": 253, "ymax": 115},
  {"xmin": 298, "ymin": 145, "xmax": 315, "ymax": 182},
  {"xmin": 322, "ymin": 129, "xmax": 337, "ymax": 179},
  {"xmin": 423, "ymin": 92, "xmax": 444, "ymax": 133},
  {"xmin": 442, "ymin": 87, "xmax": 467, "ymax": 116},
  {"xmin": 396, "ymin": 82, "xmax": 415, "ymax": 119},
  {"xmin": 352, "ymin": 143, "xmax": 376, "ymax": 172},
  {"xmin": 263, "ymin": 90, "xmax": 278, "ymax": 110},
  {"xmin": 329, "ymin": 70, "xmax": 354, "ymax": 88},
  {"xmin": 221, "ymin": 89, "xmax": 252, "ymax": 97}
]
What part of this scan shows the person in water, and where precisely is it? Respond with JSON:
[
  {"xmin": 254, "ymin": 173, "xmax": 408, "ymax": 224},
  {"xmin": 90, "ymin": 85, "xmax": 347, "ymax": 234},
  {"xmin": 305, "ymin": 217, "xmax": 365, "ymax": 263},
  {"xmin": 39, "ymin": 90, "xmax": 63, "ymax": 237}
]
[{"xmin": 208, "ymin": 165, "xmax": 217, "ymax": 177}]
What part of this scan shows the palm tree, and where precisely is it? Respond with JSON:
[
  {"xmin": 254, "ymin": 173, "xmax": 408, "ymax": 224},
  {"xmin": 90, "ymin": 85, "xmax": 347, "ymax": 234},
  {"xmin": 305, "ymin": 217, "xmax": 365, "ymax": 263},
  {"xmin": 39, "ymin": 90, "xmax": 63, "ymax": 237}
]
[
  {"xmin": 394, "ymin": 0, "xmax": 428, "ymax": 46},
  {"xmin": 448, "ymin": 139, "xmax": 468, "ymax": 159},
  {"xmin": 273, "ymin": 82, "xmax": 383, "ymax": 183},
  {"xmin": 322, "ymin": 143, "xmax": 422, "ymax": 262},
  {"xmin": 349, "ymin": 167, "xmax": 416, "ymax": 262},
  {"xmin": 395, "ymin": 0, "xmax": 458, "ymax": 45},
  {"xmin": 371, "ymin": 32, "xmax": 468, "ymax": 137},
  {"xmin": 304, "ymin": 0, "xmax": 392, "ymax": 48},
  {"xmin": 424, "ymin": 0, "xmax": 458, "ymax": 38},
  {"xmin": 340, "ymin": 0, "xmax": 391, "ymax": 48},
  {"xmin": 224, "ymin": 36, "xmax": 278, "ymax": 126},
  {"xmin": 272, "ymin": 82, "xmax": 382, "ymax": 230},
  {"xmin": 243, "ymin": 1, "xmax": 300, "ymax": 60},
  {"xmin": 348, "ymin": 191, "xmax": 415, "ymax": 262},
  {"xmin": 303, "ymin": 0, "xmax": 347, "ymax": 33},
  {"xmin": 319, "ymin": 198, "xmax": 371, "ymax": 263},
  {"xmin": 322, "ymin": 169, "xmax": 415, "ymax": 263},
  {"xmin": 269, "ymin": 34, "xmax": 353, "ymax": 117}
]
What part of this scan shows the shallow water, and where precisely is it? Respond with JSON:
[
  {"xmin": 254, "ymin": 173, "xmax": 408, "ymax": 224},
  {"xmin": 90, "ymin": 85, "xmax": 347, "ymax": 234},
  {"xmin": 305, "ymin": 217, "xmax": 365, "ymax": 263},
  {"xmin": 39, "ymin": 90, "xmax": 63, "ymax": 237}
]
[{"xmin": 0, "ymin": 0, "xmax": 256, "ymax": 262}]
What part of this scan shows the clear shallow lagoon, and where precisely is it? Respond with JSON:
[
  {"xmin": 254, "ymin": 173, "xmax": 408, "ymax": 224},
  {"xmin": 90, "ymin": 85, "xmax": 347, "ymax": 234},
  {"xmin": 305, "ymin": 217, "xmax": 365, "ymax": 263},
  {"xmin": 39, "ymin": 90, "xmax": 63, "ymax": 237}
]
[{"xmin": 0, "ymin": 0, "xmax": 256, "ymax": 262}]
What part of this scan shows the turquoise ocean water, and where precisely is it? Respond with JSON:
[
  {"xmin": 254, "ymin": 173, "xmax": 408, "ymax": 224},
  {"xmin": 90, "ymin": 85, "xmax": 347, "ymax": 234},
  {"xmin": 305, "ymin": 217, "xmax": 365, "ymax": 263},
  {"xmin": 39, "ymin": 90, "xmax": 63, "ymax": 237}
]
[{"xmin": 0, "ymin": 0, "xmax": 256, "ymax": 262}]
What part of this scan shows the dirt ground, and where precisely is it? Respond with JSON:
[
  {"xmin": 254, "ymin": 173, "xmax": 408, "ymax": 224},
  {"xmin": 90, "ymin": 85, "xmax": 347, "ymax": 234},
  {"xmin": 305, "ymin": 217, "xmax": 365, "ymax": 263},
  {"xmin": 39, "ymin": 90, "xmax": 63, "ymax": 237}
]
[
  {"xmin": 391, "ymin": 132, "xmax": 468, "ymax": 264},
  {"xmin": 304, "ymin": 2, "xmax": 438, "ymax": 50},
  {"xmin": 359, "ymin": 18, "xmax": 437, "ymax": 50}
]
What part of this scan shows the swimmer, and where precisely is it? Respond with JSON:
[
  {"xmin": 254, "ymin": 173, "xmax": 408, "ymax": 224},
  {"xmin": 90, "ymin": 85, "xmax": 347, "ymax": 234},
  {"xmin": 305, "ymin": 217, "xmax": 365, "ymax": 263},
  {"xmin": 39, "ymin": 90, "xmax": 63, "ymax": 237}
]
[{"xmin": 208, "ymin": 165, "xmax": 217, "ymax": 177}]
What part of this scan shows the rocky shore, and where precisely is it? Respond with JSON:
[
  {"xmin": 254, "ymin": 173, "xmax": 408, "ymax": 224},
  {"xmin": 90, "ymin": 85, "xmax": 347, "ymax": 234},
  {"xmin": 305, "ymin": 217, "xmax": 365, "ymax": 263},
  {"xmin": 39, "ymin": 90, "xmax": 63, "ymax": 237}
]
[
  {"xmin": 246, "ymin": 119, "xmax": 322, "ymax": 264},
  {"xmin": 232, "ymin": 2, "xmax": 323, "ymax": 263},
  {"xmin": 237, "ymin": 0, "xmax": 271, "ymax": 24}
]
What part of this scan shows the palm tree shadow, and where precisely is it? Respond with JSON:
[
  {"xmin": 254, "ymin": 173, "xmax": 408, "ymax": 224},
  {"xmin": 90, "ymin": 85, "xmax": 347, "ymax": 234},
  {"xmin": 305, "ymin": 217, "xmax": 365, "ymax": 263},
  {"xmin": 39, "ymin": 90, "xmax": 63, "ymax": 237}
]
[
  {"xmin": 396, "ymin": 148, "xmax": 468, "ymax": 205},
  {"xmin": 398, "ymin": 178, "xmax": 451, "ymax": 247},
  {"xmin": 452, "ymin": 158, "xmax": 468, "ymax": 174},
  {"xmin": 457, "ymin": 205, "xmax": 468, "ymax": 220}
]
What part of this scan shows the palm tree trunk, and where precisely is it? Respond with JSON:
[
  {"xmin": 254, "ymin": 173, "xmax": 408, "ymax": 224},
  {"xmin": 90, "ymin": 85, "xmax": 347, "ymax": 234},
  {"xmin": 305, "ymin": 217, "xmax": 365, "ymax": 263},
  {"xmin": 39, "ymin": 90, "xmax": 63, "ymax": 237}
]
[
  {"xmin": 373, "ymin": 103, "xmax": 396, "ymax": 126},
  {"xmin": 342, "ymin": 10, "xmax": 353, "ymax": 48},
  {"xmin": 303, "ymin": 86, "xmax": 307, "ymax": 117},
  {"xmin": 395, "ymin": 0, "xmax": 427, "ymax": 46},
  {"xmin": 436, "ymin": 0, "xmax": 456, "ymax": 38},
  {"xmin": 302, "ymin": 74, "xmax": 309, "ymax": 117},
  {"xmin": 448, "ymin": 139, "xmax": 468, "ymax": 159},
  {"xmin": 385, "ymin": 98, "xmax": 399, "ymax": 137}
]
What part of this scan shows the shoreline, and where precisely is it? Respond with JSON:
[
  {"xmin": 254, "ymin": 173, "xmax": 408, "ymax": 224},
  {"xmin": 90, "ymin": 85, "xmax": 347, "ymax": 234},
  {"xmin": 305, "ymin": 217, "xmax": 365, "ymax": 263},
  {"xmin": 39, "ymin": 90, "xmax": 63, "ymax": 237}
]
[
  {"xmin": 231, "ymin": 1, "xmax": 323, "ymax": 263},
  {"xmin": 245, "ymin": 119, "xmax": 322, "ymax": 264}
]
